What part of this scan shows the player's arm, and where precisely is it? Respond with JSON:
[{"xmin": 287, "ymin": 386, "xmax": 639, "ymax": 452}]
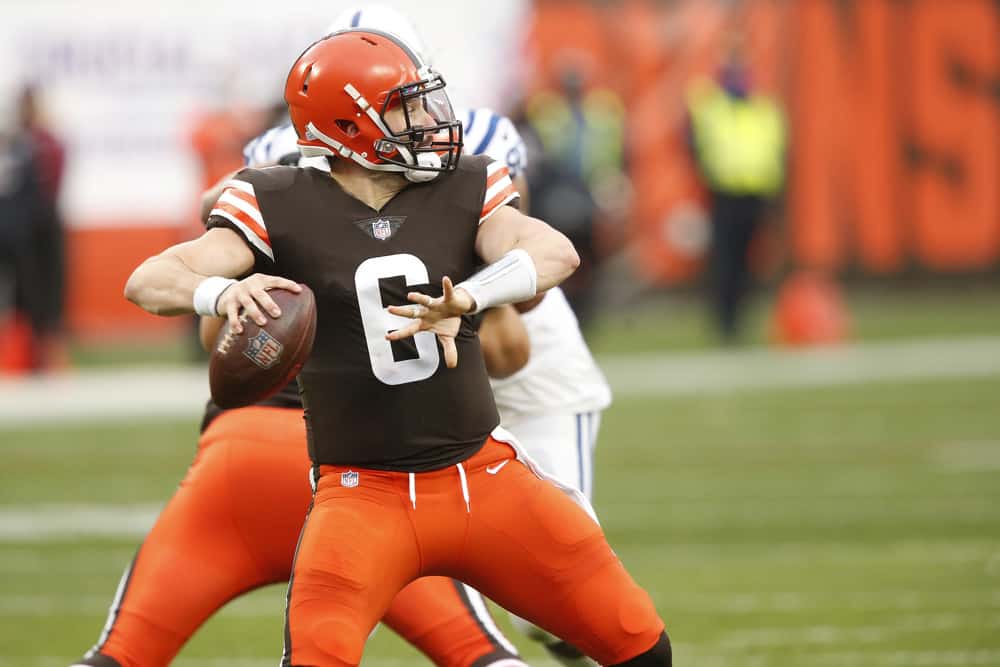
[
  {"xmin": 199, "ymin": 316, "xmax": 225, "ymax": 352},
  {"xmin": 200, "ymin": 171, "xmax": 239, "ymax": 223},
  {"xmin": 512, "ymin": 173, "xmax": 529, "ymax": 214},
  {"xmin": 470, "ymin": 204, "xmax": 579, "ymax": 298},
  {"xmin": 124, "ymin": 227, "xmax": 300, "ymax": 333},
  {"xmin": 199, "ymin": 124, "xmax": 297, "ymax": 223},
  {"xmin": 479, "ymin": 305, "xmax": 530, "ymax": 378}
]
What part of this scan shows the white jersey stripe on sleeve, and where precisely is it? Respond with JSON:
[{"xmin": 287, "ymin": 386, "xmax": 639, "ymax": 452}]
[
  {"xmin": 485, "ymin": 160, "xmax": 507, "ymax": 178},
  {"xmin": 209, "ymin": 209, "xmax": 275, "ymax": 262},
  {"xmin": 223, "ymin": 179, "xmax": 255, "ymax": 196},
  {"xmin": 484, "ymin": 174, "xmax": 514, "ymax": 204},
  {"xmin": 218, "ymin": 190, "xmax": 265, "ymax": 227},
  {"xmin": 479, "ymin": 191, "xmax": 519, "ymax": 225}
]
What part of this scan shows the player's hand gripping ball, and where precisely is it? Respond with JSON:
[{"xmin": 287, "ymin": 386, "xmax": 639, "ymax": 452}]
[{"xmin": 209, "ymin": 285, "xmax": 317, "ymax": 408}]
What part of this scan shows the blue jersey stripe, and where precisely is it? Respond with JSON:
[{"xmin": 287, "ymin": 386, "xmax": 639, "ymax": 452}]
[
  {"xmin": 242, "ymin": 137, "xmax": 257, "ymax": 165},
  {"xmin": 464, "ymin": 109, "xmax": 476, "ymax": 137},
  {"xmin": 473, "ymin": 112, "xmax": 501, "ymax": 156}
]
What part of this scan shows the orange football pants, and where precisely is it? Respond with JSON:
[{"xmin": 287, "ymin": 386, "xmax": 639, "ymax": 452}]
[
  {"xmin": 90, "ymin": 407, "xmax": 516, "ymax": 667},
  {"xmin": 284, "ymin": 437, "xmax": 665, "ymax": 667}
]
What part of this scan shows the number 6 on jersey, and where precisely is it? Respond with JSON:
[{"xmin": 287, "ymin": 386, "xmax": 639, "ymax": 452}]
[{"xmin": 355, "ymin": 254, "xmax": 440, "ymax": 385}]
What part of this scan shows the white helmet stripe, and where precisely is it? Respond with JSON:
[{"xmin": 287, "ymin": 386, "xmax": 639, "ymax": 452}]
[
  {"xmin": 303, "ymin": 121, "xmax": 405, "ymax": 173},
  {"xmin": 342, "ymin": 83, "xmax": 417, "ymax": 167}
]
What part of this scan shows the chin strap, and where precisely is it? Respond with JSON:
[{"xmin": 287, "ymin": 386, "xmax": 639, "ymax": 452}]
[{"xmin": 405, "ymin": 152, "xmax": 442, "ymax": 182}]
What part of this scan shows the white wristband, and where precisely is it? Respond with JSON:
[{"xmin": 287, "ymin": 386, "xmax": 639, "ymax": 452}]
[
  {"xmin": 456, "ymin": 248, "xmax": 537, "ymax": 315},
  {"xmin": 193, "ymin": 276, "xmax": 238, "ymax": 317}
]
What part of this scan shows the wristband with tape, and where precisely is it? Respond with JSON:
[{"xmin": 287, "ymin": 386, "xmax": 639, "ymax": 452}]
[
  {"xmin": 455, "ymin": 249, "xmax": 537, "ymax": 315},
  {"xmin": 193, "ymin": 276, "xmax": 238, "ymax": 317}
]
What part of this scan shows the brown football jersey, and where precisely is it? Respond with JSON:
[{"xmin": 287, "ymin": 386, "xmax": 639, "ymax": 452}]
[{"xmin": 206, "ymin": 155, "xmax": 520, "ymax": 471}]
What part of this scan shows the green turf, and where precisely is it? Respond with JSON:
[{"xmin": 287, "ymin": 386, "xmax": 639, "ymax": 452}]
[
  {"xmin": 585, "ymin": 283, "xmax": 1000, "ymax": 355},
  {"xmin": 2, "ymin": 376, "xmax": 999, "ymax": 665},
  {"xmin": 66, "ymin": 284, "xmax": 1000, "ymax": 368}
]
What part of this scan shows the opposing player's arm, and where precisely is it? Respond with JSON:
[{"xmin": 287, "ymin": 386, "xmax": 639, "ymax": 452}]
[
  {"xmin": 512, "ymin": 173, "xmax": 529, "ymax": 214},
  {"xmin": 199, "ymin": 316, "xmax": 226, "ymax": 352},
  {"xmin": 200, "ymin": 171, "xmax": 239, "ymax": 224},
  {"xmin": 479, "ymin": 305, "xmax": 530, "ymax": 379},
  {"xmin": 199, "ymin": 124, "xmax": 298, "ymax": 224}
]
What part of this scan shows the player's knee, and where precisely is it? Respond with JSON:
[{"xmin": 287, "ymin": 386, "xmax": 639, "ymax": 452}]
[
  {"xmin": 609, "ymin": 632, "xmax": 671, "ymax": 667},
  {"xmin": 509, "ymin": 613, "xmax": 554, "ymax": 642},
  {"xmin": 69, "ymin": 654, "xmax": 123, "ymax": 667}
]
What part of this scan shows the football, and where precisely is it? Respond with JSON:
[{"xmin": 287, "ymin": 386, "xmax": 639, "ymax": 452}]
[{"xmin": 208, "ymin": 285, "xmax": 317, "ymax": 409}]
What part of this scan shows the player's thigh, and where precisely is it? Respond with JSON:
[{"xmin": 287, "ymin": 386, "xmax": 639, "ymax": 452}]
[
  {"xmin": 203, "ymin": 407, "xmax": 314, "ymax": 578},
  {"xmin": 459, "ymin": 460, "xmax": 663, "ymax": 665},
  {"xmin": 95, "ymin": 440, "xmax": 280, "ymax": 666},
  {"xmin": 382, "ymin": 576, "xmax": 517, "ymax": 667},
  {"xmin": 284, "ymin": 482, "xmax": 420, "ymax": 666}
]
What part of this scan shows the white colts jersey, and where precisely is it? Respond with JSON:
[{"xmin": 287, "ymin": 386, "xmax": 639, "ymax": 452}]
[
  {"xmin": 242, "ymin": 107, "xmax": 527, "ymax": 177},
  {"xmin": 490, "ymin": 288, "xmax": 612, "ymax": 424}
]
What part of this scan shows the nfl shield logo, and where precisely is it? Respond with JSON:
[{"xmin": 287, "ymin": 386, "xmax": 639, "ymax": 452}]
[
  {"xmin": 243, "ymin": 330, "xmax": 284, "ymax": 369},
  {"xmin": 341, "ymin": 470, "xmax": 359, "ymax": 488},
  {"xmin": 372, "ymin": 219, "xmax": 392, "ymax": 241}
]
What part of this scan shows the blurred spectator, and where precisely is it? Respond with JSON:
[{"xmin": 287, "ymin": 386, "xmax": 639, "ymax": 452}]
[
  {"xmin": 519, "ymin": 63, "xmax": 628, "ymax": 332},
  {"xmin": 686, "ymin": 33, "xmax": 786, "ymax": 344},
  {"xmin": 0, "ymin": 85, "xmax": 67, "ymax": 373}
]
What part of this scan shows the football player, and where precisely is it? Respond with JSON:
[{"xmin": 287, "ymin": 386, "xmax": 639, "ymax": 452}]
[
  {"xmin": 123, "ymin": 29, "xmax": 671, "ymax": 667},
  {"xmin": 234, "ymin": 11, "xmax": 615, "ymax": 664},
  {"xmin": 71, "ymin": 16, "xmax": 529, "ymax": 667}
]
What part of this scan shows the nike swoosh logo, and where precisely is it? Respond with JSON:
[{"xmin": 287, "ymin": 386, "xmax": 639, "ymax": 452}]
[{"xmin": 485, "ymin": 460, "xmax": 510, "ymax": 475}]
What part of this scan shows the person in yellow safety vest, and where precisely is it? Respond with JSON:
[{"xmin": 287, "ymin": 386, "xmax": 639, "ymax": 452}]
[
  {"xmin": 686, "ymin": 46, "xmax": 786, "ymax": 343},
  {"xmin": 520, "ymin": 68, "xmax": 628, "ymax": 331}
]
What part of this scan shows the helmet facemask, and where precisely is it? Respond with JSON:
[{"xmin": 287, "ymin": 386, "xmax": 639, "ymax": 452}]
[{"xmin": 374, "ymin": 71, "xmax": 463, "ymax": 177}]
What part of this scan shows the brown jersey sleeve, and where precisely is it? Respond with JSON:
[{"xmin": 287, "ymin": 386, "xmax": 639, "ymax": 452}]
[{"xmin": 205, "ymin": 168, "xmax": 276, "ymax": 271}]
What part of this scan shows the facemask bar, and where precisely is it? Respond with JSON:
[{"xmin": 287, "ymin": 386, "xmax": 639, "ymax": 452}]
[{"xmin": 375, "ymin": 72, "xmax": 463, "ymax": 172}]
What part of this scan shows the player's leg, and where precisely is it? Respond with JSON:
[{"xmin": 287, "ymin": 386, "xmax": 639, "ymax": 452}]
[
  {"xmin": 453, "ymin": 439, "xmax": 670, "ymax": 666},
  {"xmin": 502, "ymin": 411, "xmax": 603, "ymax": 665},
  {"xmin": 281, "ymin": 468, "xmax": 422, "ymax": 667},
  {"xmin": 73, "ymin": 407, "xmax": 309, "ymax": 667},
  {"xmin": 382, "ymin": 576, "xmax": 526, "ymax": 667}
]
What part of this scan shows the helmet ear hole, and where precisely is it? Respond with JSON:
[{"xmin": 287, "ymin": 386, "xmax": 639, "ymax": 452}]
[{"xmin": 335, "ymin": 119, "xmax": 360, "ymax": 137}]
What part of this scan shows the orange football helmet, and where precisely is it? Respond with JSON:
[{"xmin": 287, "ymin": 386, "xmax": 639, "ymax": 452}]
[{"xmin": 284, "ymin": 29, "xmax": 462, "ymax": 181}]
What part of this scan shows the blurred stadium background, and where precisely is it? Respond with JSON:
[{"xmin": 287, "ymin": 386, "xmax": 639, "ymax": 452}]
[{"xmin": 1, "ymin": 0, "xmax": 998, "ymax": 665}]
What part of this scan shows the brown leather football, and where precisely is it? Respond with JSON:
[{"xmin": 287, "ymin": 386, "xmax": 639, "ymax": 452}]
[{"xmin": 209, "ymin": 285, "xmax": 317, "ymax": 409}]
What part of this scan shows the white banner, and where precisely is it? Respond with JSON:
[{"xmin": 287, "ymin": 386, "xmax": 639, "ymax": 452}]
[{"xmin": 0, "ymin": 0, "xmax": 528, "ymax": 227}]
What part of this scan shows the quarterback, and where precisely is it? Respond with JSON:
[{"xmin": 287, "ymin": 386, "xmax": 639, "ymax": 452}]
[{"xmin": 124, "ymin": 29, "xmax": 670, "ymax": 667}]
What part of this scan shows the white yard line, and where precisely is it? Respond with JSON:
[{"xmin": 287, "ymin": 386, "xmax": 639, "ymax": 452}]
[
  {"xmin": 600, "ymin": 335, "xmax": 1000, "ymax": 398},
  {"xmin": 0, "ymin": 504, "xmax": 161, "ymax": 540},
  {"xmin": 0, "ymin": 366, "xmax": 209, "ymax": 425},
  {"xmin": 2, "ymin": 336, "xmax": 999, "ymax": 425}
]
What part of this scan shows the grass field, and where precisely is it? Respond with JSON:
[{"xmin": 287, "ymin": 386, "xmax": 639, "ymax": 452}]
[
  {"xmin": 3, "ymin": 370, "xmax": 999, "ymax": 665},
  {"xmin": 66, "ymin": 283, "xmax": 1000, "ymax": 367}
]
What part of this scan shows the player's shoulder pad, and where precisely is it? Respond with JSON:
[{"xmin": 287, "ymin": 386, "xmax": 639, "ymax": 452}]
[
  {"xmin": 231, "ymin": 165, "xmax": 302, "ymax": 193},
  {"xmin": 455, "ymin": 153, "xmax": 493, "ymax": 177},
  {"xmin": 461, "ymin": 107, "xmax": 527, "ymax": 176}
]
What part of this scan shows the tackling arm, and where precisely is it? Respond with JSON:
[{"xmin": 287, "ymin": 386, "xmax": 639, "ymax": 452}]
[
  {"xmin": 199, "ymin": 171, "xmax": 239, "ymax": 224},
  {"xmin": 199, "ymin": 316, "xmax": 226, "ymax": 352},
  {"xmin": 479, "ymin": 305, "xmax": 530, "ymax": 379}
]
